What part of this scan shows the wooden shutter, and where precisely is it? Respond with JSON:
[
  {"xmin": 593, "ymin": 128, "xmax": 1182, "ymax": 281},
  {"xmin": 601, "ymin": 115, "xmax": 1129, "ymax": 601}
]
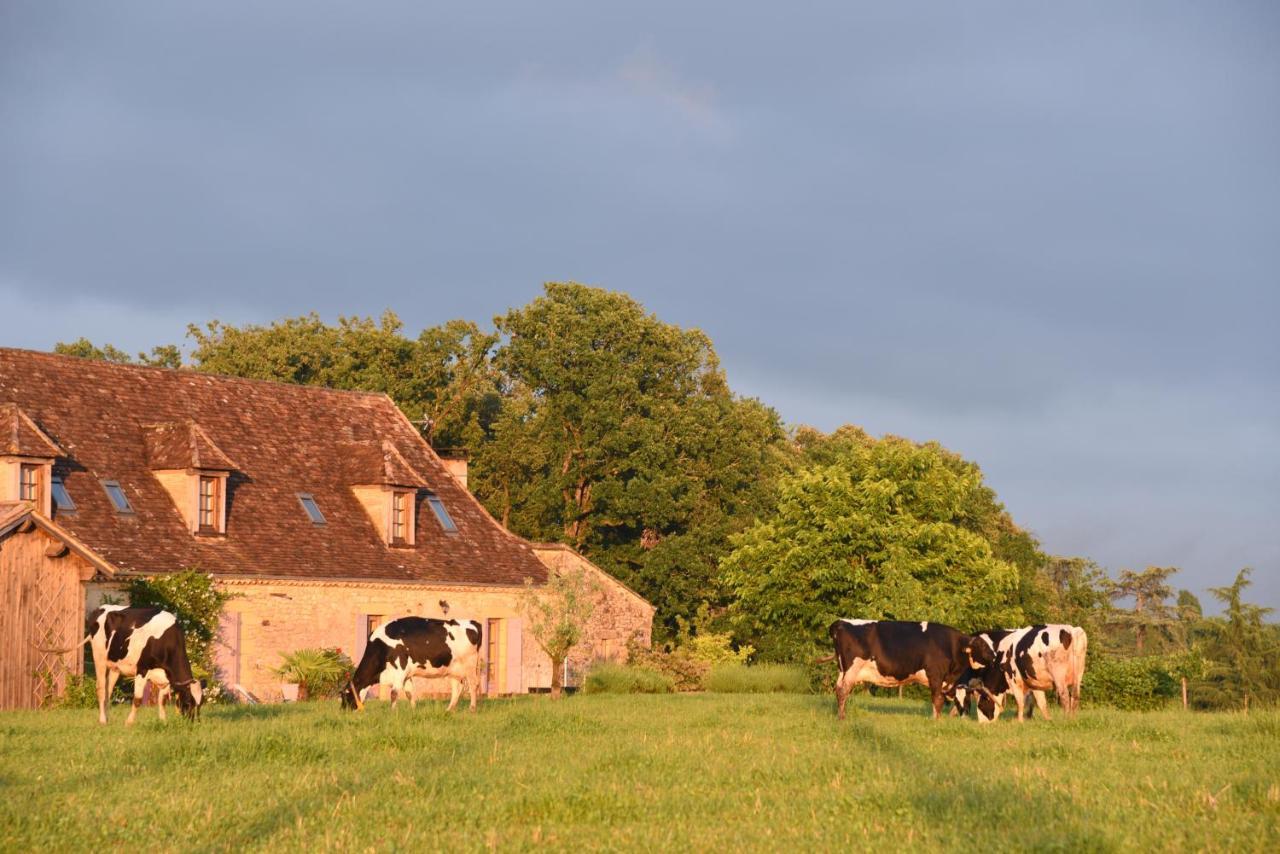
[
  {"xmin": 217, "ymin": 612, "xmax": 242, "ymax": 687},
  {"xmin": 355, "ymin": 614, "xmax": 369, "ymax": 664},
  {"xmin": 505, "ymin": 618, "xmax": 522, "ymax": 694}
]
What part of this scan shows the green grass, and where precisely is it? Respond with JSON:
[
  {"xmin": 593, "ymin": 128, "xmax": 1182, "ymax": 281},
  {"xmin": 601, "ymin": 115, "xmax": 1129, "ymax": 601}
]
[
  {"xmin": 703, "ymin": 662, "xmax": 810, "ymax": 693},
  {"xmin": 1, "ymin": 694, "xmax": 1276, "ymax": 851},
  {"xmin": 583, "ymin": 662, "xmax": 675, "ymax": 694}
]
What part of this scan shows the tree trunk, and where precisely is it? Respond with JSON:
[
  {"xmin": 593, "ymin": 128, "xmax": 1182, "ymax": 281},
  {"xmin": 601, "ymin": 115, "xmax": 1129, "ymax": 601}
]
[
  {"xmin": 550, "ymin": 655, "xmax": 564, "ymax": 699},
  {"xmin": 1181, "ymin": 677, "xmax": 1188, "ymax": 710}
]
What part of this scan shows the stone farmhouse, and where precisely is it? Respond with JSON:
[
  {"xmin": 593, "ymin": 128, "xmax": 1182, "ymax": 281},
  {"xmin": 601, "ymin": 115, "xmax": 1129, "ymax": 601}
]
[{"xmin": 0, "ymin": 348, "xmax": 653, "ymax": 709}]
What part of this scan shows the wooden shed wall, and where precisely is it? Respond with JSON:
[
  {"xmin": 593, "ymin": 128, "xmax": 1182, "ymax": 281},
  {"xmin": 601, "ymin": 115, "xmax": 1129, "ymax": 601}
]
[{"xmin": 0, "ymin": 526, "xmax": 90, "ymax": 710}]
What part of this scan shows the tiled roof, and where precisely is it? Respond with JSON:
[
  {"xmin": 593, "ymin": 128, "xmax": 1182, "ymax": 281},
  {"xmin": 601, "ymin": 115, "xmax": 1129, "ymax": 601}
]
[
  {"xmin": 0, "ymin": 348, "xmax": 549, "ymax": 586},
  {"xmin": 0, "ymin": 403, "xmax": 65, "ymax": 457},
  {"xmin": 342, "ymin": 440, "xmax": 428, "ymax": 488},
  {"xmin": 142, "ymin": 421, "xmax": 238, "ymax": 471}
]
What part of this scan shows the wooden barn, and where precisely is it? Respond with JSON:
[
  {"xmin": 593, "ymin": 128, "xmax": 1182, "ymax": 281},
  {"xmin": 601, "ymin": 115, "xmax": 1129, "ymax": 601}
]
[{"xmin": 0, "ymin": 348, "xmax": 654, "ymax": 707}]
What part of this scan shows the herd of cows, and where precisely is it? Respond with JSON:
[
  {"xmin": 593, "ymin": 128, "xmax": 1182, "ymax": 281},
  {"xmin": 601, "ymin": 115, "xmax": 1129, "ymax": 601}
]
[
  {"xmin": 83, "ymin": 606, "xmax": 1086, "ymax": 726},
  {"xmin": 826, "ymin": 618, "xmax": 1088, "ymax": 723}
]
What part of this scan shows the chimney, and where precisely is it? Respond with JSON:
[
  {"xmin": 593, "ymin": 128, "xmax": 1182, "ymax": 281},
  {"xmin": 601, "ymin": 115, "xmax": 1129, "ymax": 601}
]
[{"xmin": 437, "ymin": 450, "xmax": 469, "ymax": 491}]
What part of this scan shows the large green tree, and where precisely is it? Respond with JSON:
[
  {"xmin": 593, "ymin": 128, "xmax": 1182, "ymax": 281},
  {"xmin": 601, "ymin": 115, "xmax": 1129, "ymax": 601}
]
[
  {"xmin": 474, "ymin": 284, "xmax": 789, "ymax": 633},
  {"xmin": 1108, "ymin": 566, "xmax": 1178, "ymax": 653},
  {"xmin": 721, "ymin": 432, "xmax": 1025, "ymax": 660},
  {"xmin": 54, "ymin": 337, "xmax": 182, "ymax": 369},
  {"xmin": 1199, "ymin": 568, "xmax": 1280, "ymax": 710},
  {"xmin": 186, "ymin": 312, "xmax": 499, "ymax": 449}
]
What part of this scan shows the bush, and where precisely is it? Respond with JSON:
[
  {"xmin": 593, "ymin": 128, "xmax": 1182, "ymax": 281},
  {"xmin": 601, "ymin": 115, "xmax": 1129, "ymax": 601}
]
[
  {"xmin": 704, "ymin": 663, "xmax": 810, "ymax": 694},
  {"xmin": 583, "ymin": 663, "xmax": 674, "ymax": 694},
  {"xmin": 272, "ymin": 648, "xmax": 354, "ymax": 699},
  {"xmin": 52, "ymin": 673, "xmax": 100, "ymax": 709},
  {"xmin": 1085, "ymin": 654, "xmax": 1179, "ymax": 711},
  {"xmin": 628, "ymin": 606, "xmax": 754, "ymax": 692}
]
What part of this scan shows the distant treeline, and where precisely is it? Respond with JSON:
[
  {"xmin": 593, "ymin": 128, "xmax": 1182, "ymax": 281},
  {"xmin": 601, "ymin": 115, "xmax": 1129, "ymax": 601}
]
[{"xmin": 57, "ymin": 282, "xmax": 1280, "ymax": 709}]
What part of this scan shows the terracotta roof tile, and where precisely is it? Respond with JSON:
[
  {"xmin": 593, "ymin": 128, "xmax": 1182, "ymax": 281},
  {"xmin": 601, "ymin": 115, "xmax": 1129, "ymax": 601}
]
[
  {"xmin": 0, "ymin": 402, "xmax": 65, "ymax": 457},
  {"xmin": 142, "ymin": 420, "xmax": 238, "ymax": 471},
  {"xmin": 0, "ymin": 348, "xmax": 548, "ymax": 586},
  {"xmin": 342, "ymin": 440, "xmax": 429, "ymax": 488}
]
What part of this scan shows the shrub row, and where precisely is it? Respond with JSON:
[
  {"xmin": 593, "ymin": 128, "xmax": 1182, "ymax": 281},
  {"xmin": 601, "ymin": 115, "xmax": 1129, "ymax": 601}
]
[{"xmin": 584, "ymin": 661, "xmax": 810, "ymax": 695}]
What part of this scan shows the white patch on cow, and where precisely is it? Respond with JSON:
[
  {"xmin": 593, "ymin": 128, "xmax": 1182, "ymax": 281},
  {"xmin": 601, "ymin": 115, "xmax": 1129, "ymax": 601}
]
[
  {"xmin": 845, "ymin": 658, "xmax": 928, "ymax": 689},
  {"xmin": 103, "ymin": 611, "xmax": 178, "ymax": 677},
  {"xmin": 840, "ymin": 618, "xmax": 875, "ymax": 626},
  {"xmin": 920, "ymin": 622, "xmax": 928, "ymax": 632},
  {"xmin": 370, "ymin": 623, "xmax": 404, "ymax": 649},
  {"xmin": 189, "ymin": 681, "xmax": 203, "ymax": 706}
]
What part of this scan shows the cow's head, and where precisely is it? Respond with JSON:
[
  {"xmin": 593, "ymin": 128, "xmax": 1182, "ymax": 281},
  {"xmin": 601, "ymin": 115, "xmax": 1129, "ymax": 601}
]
[
  {"xmin": 963, "ymin": 636, "xmax": 997, "ymax": 671},
  {"xmin": 956, "ymin": 656, "xmax": 1009, "ymax": 724},
  {"xmin": 339, "ymin": 680, "xmax": 365, "ymax": 712},
  {"xmin": 174, "ymin": 679, "xmax": 204, "ymax": 720}
]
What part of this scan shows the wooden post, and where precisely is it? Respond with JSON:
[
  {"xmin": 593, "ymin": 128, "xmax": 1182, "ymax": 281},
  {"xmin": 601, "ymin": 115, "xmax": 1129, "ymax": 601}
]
[{"xmin": 1181, "ymin": 677, "xmax": 1188, "ymax": 710}]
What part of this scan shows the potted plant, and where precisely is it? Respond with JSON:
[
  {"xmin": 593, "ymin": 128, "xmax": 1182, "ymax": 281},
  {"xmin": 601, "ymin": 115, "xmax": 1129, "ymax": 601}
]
[{"xmin": 272, "ymin": 648, "xmax": 353, "ymax": 702}]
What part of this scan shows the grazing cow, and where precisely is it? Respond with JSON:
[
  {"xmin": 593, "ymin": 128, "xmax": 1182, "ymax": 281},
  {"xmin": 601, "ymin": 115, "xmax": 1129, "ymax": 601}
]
[
  {"xmin": 959, "ymin": 624, "xmax": 1089, "ymax": 722},
  {"xmin": 86, "ymin": 605, "xmax": 204, "ymax": 725},
  {"xmin": 828, "ymin": 619, "xmax": 997, "ymax": 720},
  {"xmin": 340, "ymin": 617, "xmax": 482, "ymax": 712}
]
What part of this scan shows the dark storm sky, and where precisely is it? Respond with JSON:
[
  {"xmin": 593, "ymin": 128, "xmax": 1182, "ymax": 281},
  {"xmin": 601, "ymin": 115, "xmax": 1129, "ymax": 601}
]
[{"xmin": 2, "ymin": 2, "xmax": 1277, "ymax": 609}]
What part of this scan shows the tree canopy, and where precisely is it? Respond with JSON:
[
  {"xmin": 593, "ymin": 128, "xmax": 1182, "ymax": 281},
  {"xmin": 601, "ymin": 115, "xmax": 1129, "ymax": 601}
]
[
  {"xmin": 721, "ymin": 431, "xmax": 1025, "ymax": 660},
  {"xmin": 53, "ymin": 284, "xmax": 1277, "ymax": 691}
]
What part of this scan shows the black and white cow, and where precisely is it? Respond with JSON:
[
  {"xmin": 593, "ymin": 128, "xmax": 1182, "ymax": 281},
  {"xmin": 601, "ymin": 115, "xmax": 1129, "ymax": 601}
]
[
  {"xmin": 340, "ymin": 617, "xmax": 482, "ymax": 712},
  {"xmin": 828, "ymin": 619, "xmax": 997, "ymax": 720},
  {"xmin": 958, "ymin": 624, "xmax": 1089, "ymax": 722},
  {"xmin": 86, "ymin": 605, "xmax": 204, "ymax": 725}
]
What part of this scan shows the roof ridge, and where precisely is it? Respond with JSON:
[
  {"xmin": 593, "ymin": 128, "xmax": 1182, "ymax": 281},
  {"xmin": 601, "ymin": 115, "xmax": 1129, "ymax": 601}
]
[{"xmin": 0, "ymin": 347, "xmax": 392, "ymax": 401}]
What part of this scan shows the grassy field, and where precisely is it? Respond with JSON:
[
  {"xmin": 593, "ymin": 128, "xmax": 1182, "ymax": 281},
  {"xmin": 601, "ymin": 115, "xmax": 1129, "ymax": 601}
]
[{"xmin": 1, "ymin": 693, "xmax": 1276, "ymax": 852}]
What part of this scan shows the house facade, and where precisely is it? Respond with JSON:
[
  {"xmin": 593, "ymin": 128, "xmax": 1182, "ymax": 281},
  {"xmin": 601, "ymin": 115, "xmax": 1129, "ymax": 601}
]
[{"xmin": 0, "ymin": 348, "xmax": 653, "ymax": 707}]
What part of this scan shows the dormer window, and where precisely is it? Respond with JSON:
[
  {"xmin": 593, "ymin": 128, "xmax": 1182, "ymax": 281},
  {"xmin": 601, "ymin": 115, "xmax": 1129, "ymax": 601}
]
[
  {"xmin": 346, "ymin": 440, "xmax": 426, "ymax": 547},
  {"xmin": 198, "ymin": 475, "xmax": 222, "ymax": 533},
  {"xmin": 141, "ymin": 421, "xmax": 235, "ymax": 536},
  {"xmin": 391, "ymin": 491, "xmax": 410, "ymax": 545},
  {"xmin": 51, "ymin": 475, "xmax": 75, "ymax": 512},
  {"xmin": 19, "ymin": 463, "xmax": 42, "ymax": 504}
]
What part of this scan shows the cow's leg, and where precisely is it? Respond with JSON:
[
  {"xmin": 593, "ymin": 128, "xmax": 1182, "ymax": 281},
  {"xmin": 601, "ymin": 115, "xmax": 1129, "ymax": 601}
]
[
  {"xmin": 126, "ymin": 678, "xmax": 146, "ymax": 726},
  {"xmin": 1012, "ymin": 685, "xmax": 1028, "ymax": 722},
  {"xmin": 1052, "ymin": 671, "xmax": 1072, "ymax": 714},
  {"xmin": 834, "ymin": 665, "xmax": 856, "ymax": 721},
  {"xmin": 96, "ymin": 666, "xmax": 110, "ymax": 725},
  {"xmin": 102, "ymin": 670, "xmax": 122, "ymax": 725},
  {"xmin": 446, "ymin": 677, "xmax": 462, "ymax": 712},
  {"xmin": 156, "ymin": 684, "xmax": 169, "ymax": 722},
  {"xmin": 930, "ymin": 683, "xmax": 945, "ymax": 720},
  {"xmin": 1033, "ymin": 689, "xmax": 1052, "ymax": 721},
  {"xmin": 467, "ymin": 672, "xmax": 478, "ymax": 712}
]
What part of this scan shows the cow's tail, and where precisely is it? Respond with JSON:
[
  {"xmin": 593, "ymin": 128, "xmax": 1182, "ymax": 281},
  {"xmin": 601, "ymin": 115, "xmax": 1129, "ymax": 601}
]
[
  {"xmin": 27, "ymin": 638, "xmax": 84, "ymax": 655},
  {"xmin": 826, "ymin": 621, "xmax": 851, "ymax": 688},
  {"xmin": 1069, "ymin": 626, "xmax": 1089, "ymax": 707},
  {"xmin": 813, "ymin": 654, "xmax": 836, "ymax": 665}
]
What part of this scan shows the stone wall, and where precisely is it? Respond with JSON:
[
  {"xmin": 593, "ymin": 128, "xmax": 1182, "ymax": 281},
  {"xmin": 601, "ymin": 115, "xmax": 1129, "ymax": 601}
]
[
  {"xmin": 86, "ymin": 547, "xmax": 653, "ymax": 702},
  {"xmin": 531, "ymin": 544, "xmax": 656, "ymax": 679}
]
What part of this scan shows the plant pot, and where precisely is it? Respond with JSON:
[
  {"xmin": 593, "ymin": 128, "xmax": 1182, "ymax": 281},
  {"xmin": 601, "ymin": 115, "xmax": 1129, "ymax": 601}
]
[{"xmin": 280, "ymin": 682, "xmax": 301, "ymax": 702}]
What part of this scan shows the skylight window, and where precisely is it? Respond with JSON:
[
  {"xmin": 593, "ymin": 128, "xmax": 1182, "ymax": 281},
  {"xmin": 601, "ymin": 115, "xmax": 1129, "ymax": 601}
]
[
  {"xmin": 298, "ymin": 493, "xmax": 326, "ymax": 525},
  {"xmin": 51, "ymin": 476, "xmax": 75, "ymax": 511},
  {"xmin": 101, "ymin": 480, "xmax": 133, "ymax": 513},
  {"xmin": 426, "ymin": 494, "xmax": 457, "ymax": 532}
]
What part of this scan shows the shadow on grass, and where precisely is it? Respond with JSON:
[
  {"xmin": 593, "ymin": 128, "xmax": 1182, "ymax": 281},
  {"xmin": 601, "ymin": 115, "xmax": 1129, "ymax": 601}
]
[{"xmin": 831, "ymin": 702, "xmax": 1115, "ymax": 850}]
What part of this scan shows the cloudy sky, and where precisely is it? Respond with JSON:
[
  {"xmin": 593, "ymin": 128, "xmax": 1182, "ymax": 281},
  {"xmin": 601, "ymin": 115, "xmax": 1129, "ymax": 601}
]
[{"xmin": 3, "ymin": 2, "xmax": 1277, "ymax": 609}]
